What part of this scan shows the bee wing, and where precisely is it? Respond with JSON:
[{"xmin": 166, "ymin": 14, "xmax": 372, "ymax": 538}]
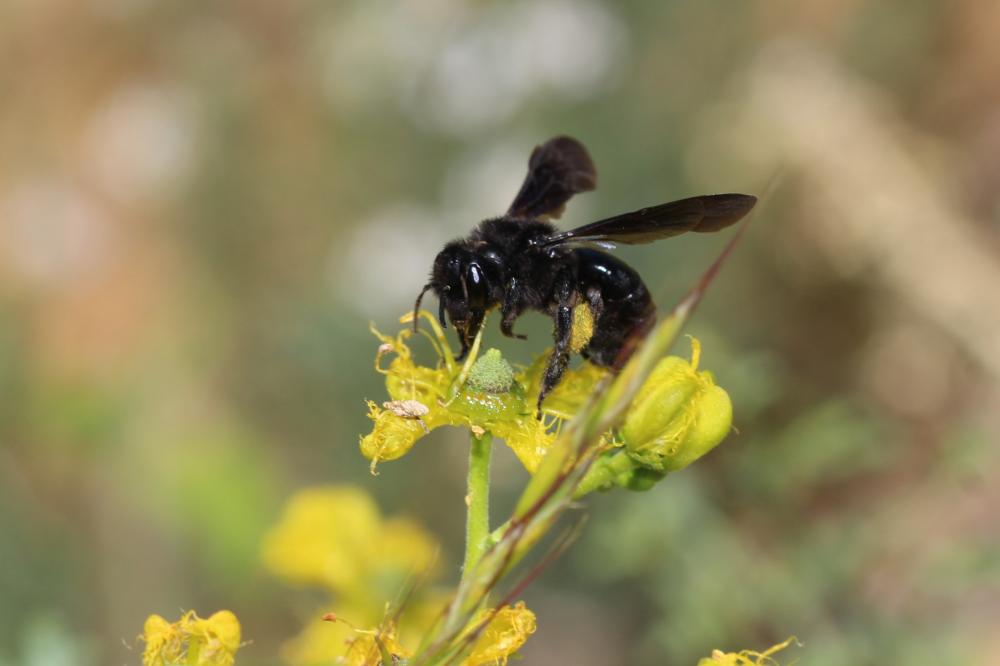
[
  {"xmin": 508, "ymin": 136, "xmax": 597, "ymax": 220},
  {"xmin": 539, "ymin": 194, "xmax": 756, "ymax": 247}
]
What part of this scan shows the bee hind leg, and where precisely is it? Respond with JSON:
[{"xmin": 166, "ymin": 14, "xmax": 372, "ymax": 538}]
[{"xmin": 536, "ymin": 278, "xmax": 574, "ymax": 417}]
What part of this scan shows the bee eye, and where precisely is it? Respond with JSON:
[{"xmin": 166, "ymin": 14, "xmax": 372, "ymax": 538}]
[{"xmin": 465, "ymin": 262, "xmax": 488, "ymax": 308}]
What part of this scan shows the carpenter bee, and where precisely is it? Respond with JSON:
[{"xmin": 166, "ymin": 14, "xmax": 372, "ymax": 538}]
[{"xmin": 414, "ymin": 136, "xmax": 755, "ymax": 414}]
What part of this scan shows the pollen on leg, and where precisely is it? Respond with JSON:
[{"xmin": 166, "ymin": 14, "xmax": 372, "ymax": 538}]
[{"xmin": 570, "ymin": 303, "xmax": 595, "ymax": 353}]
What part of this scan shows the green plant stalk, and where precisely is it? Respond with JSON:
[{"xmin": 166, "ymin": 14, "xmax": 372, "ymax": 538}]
[{"xmin": 463, "ymin": 431, "xmax": 493, "ymax": 576}]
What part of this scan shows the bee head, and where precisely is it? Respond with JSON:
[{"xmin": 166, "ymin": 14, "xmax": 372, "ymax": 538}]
[{"xmin": 413, "ymin": 243, "xmax": 496, "ymax": 338}]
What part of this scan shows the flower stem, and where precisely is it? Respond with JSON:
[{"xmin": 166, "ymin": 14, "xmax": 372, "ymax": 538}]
[
  {"xmin": 573, "ymin": 448, "xmax": 636, "ymax": 497},
  {"xmin": 463, "ymin": 431, "xmax": 493, "ymax": 576}
]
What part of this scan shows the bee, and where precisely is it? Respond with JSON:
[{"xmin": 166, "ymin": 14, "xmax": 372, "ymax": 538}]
[{"xmin": 414, "ymin": 136, "xmax": 755, "ymax": 414}]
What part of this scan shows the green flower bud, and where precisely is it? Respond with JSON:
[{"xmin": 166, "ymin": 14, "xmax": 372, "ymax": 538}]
[
  {"xmin": 621, "ymin": 339, "xmax": 732, "ymax": 473},
  {"xmin": 467, "ymin": 348, "xmax": 515, "ymax": 394},
  {"xmin": 452, "ymin": 349, "xmax": 525, "ymax": 422}
]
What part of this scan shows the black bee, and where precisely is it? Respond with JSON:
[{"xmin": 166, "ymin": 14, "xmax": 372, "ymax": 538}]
[{"xmin": 414, "ymin": 136, "xmax": 755, "ymax": 414}]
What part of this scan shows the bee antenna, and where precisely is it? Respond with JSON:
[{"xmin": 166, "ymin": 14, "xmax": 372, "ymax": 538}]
[{"xmin": 413, "ymin": 283, "xmax": 434, "ymax": 332}]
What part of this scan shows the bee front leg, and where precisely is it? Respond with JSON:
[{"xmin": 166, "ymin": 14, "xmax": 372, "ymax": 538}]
[
  {"xmin": 455, "ymin": 309, "xmax": 485, "ymax": 362},
  {"xmin": 537, "ymin": 276, "xmax": 574, "ymax": 417},
  {"xmin": 501, "ymin": 278, "xmax": 527, "ymax": 340}
]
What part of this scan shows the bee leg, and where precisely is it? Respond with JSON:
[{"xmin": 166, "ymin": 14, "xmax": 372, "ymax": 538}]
[
  {"xmin": 537, "ymin": 277, "xmax": 574, "ymax": 417},
  {"xmin": 578, "ymin": 287, "xmax": 604, "ymax": 363},
  {"xmin": 501, "ymin": 279, "xmax": 527, "ymax": 340},
  {"xmin": 455, "ymin": 336, "xmax": 470, "ymax": 363},
  {"xmin": 454, "ymin": 309, "xmax": 485, "ymax": 362}
]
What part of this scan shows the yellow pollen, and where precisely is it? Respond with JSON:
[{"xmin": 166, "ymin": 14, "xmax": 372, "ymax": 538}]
[{"xmin": 570, "ymin": 303, "xmax": 594, "ymax": 353}]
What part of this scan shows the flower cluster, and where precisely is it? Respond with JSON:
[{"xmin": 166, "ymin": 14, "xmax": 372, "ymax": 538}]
[
  {"xmin": 260, "ymin": 485, "xmax": 535, "ymax": 665},
  {"xmin": 359, "ymin": 313, "xmax": 568, "ymax": 473},
  {"xmin": 331, "ymin": 601, "xmax": 535, "ymax": 666},
  {"xmin": 361, "ymin": 312, "xmax": 733, "ymax": 493},
  {"xmin": 141, "ymin": 610, "xmax": 241, "ymax": 666},
  {"xmin": 260, "ymin": 485, "xmax": 439, "ymax": 664}
]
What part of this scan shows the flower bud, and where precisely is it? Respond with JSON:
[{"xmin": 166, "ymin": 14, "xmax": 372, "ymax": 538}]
[
  {"xmin": 621, "ymin": 339, "xmax": 732, "ymax": 473},
  {"xmin": 452, "ymin": 349, "xmax": 524, "ymax": 422},
  {"xmin": 467, "ymin": 348, "xmax": 515, "ymax": 394}
]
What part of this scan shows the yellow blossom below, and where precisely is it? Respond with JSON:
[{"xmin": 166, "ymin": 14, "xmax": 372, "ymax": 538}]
[
  {"xmin": 141, "ymin": 610, "xmax": 241, "ymax": 666},
  {"xmin": 261, "ymin": 486, "xmax": 447, "ymax": 665},
  {"xmin": 697, "ymin": 637, "xmax": 798, "ymax": 666},
  {"xmin": 260, "ymin": 486, "xmax": 437, "ymax": 595},
  {"xmin": 339, "ymin": 621, "xmax": 411, "ymax": 666},
  {"xmin": 462, "ymin": 602, "xmax": 537, "ymax": 666}
]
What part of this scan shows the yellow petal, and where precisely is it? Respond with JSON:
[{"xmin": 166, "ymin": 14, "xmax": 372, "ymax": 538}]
[
  {"xmin": 260, "ymin": 486, "xmax": 381, "ymax": 592},
  {"xmin": 141, "ymin": 610, "xmax": 241, "ymax": 666},
  {"xmin": 261, "ymin": 486, "xmax": 441, "ymax": 599},
  {"xmin": 360, "ymin": 402, "xmax": 431, "ymax": 471},
  {"xmin": 141, "ymin": 614, "xmax": 184, "ymax": 666},
  {"xmin": 280, "ymin": 616, "xmax": 355, "ymax": 666},
  {"xmin": 696, "ymin": 637, "xmax": 798, "ymax": 666},
  {"xmin": 342, "ymin": 627, "xmax": 411, "ymax": 666},
  {"xmin": 462, "ymin": 602, "xmax": 537, "ymax": 666}
]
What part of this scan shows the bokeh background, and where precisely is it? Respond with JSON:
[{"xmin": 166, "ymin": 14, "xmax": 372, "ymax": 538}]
[{"xmin": 2, "ymin": 1, "xmax": 999, "ymax": 664}]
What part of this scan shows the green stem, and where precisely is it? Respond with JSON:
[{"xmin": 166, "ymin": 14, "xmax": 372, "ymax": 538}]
[
  {"xmin": 573, "ymin": 449, "xmax": 637, "ymax": 497},
  {"xmin": 463, "ymin": 431, "xmax": 493, "ymax": 576}
]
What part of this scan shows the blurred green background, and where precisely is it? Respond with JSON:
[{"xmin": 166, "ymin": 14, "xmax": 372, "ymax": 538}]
[{"xmin": 2, "ymin": 1, "xmax": 999, "ymax": 664}]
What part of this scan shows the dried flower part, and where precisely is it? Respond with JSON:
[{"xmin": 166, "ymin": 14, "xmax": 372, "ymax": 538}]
[
  {"xmin": 141, "ymin": 610, "xmax": 241, "ymax": 666},
  {"xmin": 461, "ymin": 602, "xmax": 537, "ymax": 666},
  {"xmin": 621, "ymin": 338, "xmax": 732, "ymax": 472},
  {"xmin": 383, "ymin": 399, "xmax": 430, "ymax": 419}
]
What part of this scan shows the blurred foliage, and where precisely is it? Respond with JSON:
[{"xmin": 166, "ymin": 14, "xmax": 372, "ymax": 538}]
[{"xmin": 1, "ymin": 0, "xmax": 999, "ymax": 664}]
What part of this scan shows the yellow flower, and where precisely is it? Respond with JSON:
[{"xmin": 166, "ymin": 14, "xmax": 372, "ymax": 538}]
[
  {"xmin": 327, "ymin": 601, "xmax": 536, "ymax": 666},
  {"xmin": 697, "ymin": 637, "xmax": 798, "ymax": 666},
  {"xmin": 141, "ymin": 610, "xmax": 241, "ymax": 666},
  {"xmin": 621, "ymin": 337, "xmax": 732, "ymax": 472},
  {"xmin": 281, "ymin": 616, "xmax": 355, "ymax": 666},
  {"xmin": 142, "ymin": 614, "xmax": 184, "ymax": 665},
  {"xmin": 340, "ymin": 622, "xmax": 411, "ymax": 666},
  {"xmin": 361, "ymin": 312, "xmax": 603, "ymax": 474},
  {"xmin": 362, "ymin": 314, "xmax": 732, "ymax": 481},
  {"xmin": 462, "ymin": 602, "xmax": 537, "ymax": 666},
  {"xmin": 261, "ymin": 485, "xmax": 445, "ymax": 665},
  {"xmin": 260, "ymin": 486, "xmax": 437, "ymax": 596}
]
